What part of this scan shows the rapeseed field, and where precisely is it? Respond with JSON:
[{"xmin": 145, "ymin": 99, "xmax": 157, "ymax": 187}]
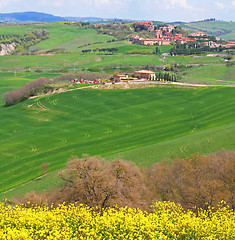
[{"xmin": 0, "ymin": 201, "xmax": 234, "ymax": 239}]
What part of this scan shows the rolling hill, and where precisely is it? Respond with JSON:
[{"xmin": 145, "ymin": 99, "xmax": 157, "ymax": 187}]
[
  {"xmin": 0, "ymin": 22, "xmax": 235, "ymax": 199},
  {"xmin": 0, "ymin": 11, "xmax": 133, "ymax": 23},
  {"xmin": 0, "ymin": 12, "xmax": 65, "ymax": 23},
  {"xmin": 180, "ymin": 20, "xmax": 235, "ymax": 40},
  {"xmin": 0, "ymin": 86, "xmax": 235, "ymax": 195}
]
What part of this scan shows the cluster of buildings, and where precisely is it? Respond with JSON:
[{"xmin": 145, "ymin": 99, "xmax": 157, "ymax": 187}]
[
  {"xmin": 92, "ymin": 21, "xmax": 235, "ymax": 49},
  {"xmin": 113, "ymin": 70, "xmax": 156, "ymax": 82},
  {"xmin": 134, "ymin": 21, "xmax": 155, "ymax": 32},
  {"xmin": 131, "ymin": 23, "xmax": 192, "ymax": 46}
]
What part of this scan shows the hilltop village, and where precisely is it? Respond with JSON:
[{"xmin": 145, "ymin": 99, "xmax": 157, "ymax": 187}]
[{"xmin": 130, "ymin": 21, "xmax": 235, "ymax": 48}]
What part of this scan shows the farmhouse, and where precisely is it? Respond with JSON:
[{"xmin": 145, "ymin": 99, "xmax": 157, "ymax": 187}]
[
  {"xmin": 189, "ymin": 32, "xmax": 206, "ymax": 37},
  {"xmin": 113, "ymin": 74, "xmax": 128, "ymax": 82},
  {"xmin": 139, "ymin": 38, "xmax": 162, "ymax": 45},
  {"xmin": 134, "ymin": 70, "xmax": 156, "ymax": 80}
]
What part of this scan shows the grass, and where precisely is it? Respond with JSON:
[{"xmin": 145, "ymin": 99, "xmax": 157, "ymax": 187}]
[
  {"xmin": 182, "ymin": 65, "xmax": 235, "ymax": 85},
  {"xmin": 0, "ymin": 23, "xmax": 235, "ymax": 198},
  {"xmin": 181, "ymin": 21, "xmax": 235, "ymax": 40},
  {"xmin": 0, "ymin": 86, "xmax": 235, "ymax": 195},
  {"xmin": 0, "ymin": 170, "xmax": 63, "ymax": 200},
  {"xmin": 0, "ymin": 77, "xmax": 32, "ymax": 105},
  {"xmin": 116, "ymin": 43, "xmax": 172, "ymax": 54},
  {"xmin": 108, "ymin": 121, "xmax": 235, "ymax": 166},
  {"xmin": 0, "ymin": 23, "xmax": 115, "ymax": 52},
  {"xmin": 0, "ymin": 22, "xmax": 233, "ymax": 88}
]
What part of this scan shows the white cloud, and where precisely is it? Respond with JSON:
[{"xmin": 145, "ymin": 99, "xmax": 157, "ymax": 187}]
[
  {"xmin": 215, "ymin": 1, "xmax": 225, "ymax": 9},
  {"xmin": 0, "ymin": 0, "xmax": 19, "ymax": 8},
  {"xmin": 169, "ymin": 0, "xmax": 193, "ymax": 9},
  {"xmin": 83, "ymin": 0, "xmax": 123, "ymax": 7},
  {"xmin": 53, "ymin": 0, "xmax": 65, "ymax": 7},
  {"xmin": 232, "ymin": 0, "xmax": 235, "ymax": 7},
  {"xmin": 149, "ymin": 0, "xmax": 194, "ymax": 10}
]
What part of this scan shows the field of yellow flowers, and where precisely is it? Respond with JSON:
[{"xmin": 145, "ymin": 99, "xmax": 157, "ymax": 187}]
[{"xmin": 0, "ymin": 201, "xmax": 234, "ymax": 239}]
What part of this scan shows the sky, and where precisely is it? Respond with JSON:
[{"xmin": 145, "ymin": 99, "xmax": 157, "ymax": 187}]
[{"xmin": 0, "ymin": 0, "xmax": 234, "ymax": 22}]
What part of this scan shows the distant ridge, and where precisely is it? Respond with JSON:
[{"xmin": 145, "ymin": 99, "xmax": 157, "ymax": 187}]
[
  {"xmin": 65, "ymin": 17, "xmax": 104, "ymax": 22},
  {"xmin": 0, "ymin": 11, "xmax": 65, "ymax": 23},
  {"xmin": 0, "ymin": 11, "xmax": 133, "ymax": 23}
]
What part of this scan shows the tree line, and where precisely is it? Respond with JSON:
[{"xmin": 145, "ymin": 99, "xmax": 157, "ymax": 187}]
[
  {"xmin": 155, "ymin": 71, "xmax": 177, "ymax": 82},
  {"xmin": 2, "ymin": 72, "xmax": 111, "ymax": 106},
  {"xmin": 96, "ymin": 23, "xmax": 133, "ymax": 40},
  {"xmin": 170, "ymin": 43, "xmax": 224, "ymax": 56},
  {"xmin": 54, "ymin": 72, "xmax": 110, "ymax": 82},
  {"xmin": 3, "ymin": 77, "xmax": 49, "ymax": 106},
  {"xmin": 16, "ymin": 150, "xmax": 235, "ymax": 213},
  {"xmin": 82, "ymin": 48, "xmax": 118, "ymax": 54}
]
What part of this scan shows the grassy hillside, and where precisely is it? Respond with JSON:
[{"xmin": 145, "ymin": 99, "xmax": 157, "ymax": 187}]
[
  {"xmin": 0, "ymin": 23, "xmax": 235, "ymax": 198},
  {"xmin": 108, "ymin": 121, "xmax": 235, "ymax": 165},
  {"xmin": 0, "ymin": 86, "xmax": 235, "ymax": 194},
  {"xmin": 0, "ymin": 22, "xmax": 234, "ymax": 93},
  {"xmin": 0, "ymin": 23, "xmax": 115, "ymax": 52},
  {"xmin": 180, "ymin": 21, "xmax": 235, "ymax": 40},
  {"xmin": 182, "ymin": 65, "xmax": 235, "ymax": 85}
]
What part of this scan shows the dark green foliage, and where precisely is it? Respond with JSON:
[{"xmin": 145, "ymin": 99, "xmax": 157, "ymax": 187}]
[
  {"xmin": 82, "ymin": 48, "xmax": 118, "ymax": 54},
  {"xmin": 134, "ymin": 24, "xmax": 148, "ymax": 32},
  {"xmin": 97, "ymin": 23, "xmax": 133, "ymax": 39},
  {"xmin": 35, "ymin": 69, "xmax": 43, "ymax": 73},
  {"xmin": 170, "ymin": 43, "xmax": 226, "ymax": 56}
]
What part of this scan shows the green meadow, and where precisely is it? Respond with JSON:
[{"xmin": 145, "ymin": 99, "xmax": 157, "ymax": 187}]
[
  {"xmin": 0, "ymin": 22, "xmax": 235, "ymax": 198},
  {"xmin": 182, "ymin": 65, "xmax": 235, "ymax": 85},
  {"xmin": 180, "ymin": 21, "xmax": 235, "ymax": 40},
  {"xmin": 0, "ymin": 86, "xmax": 235, "ymax": 195},
  {"xmin": 0, "ymin": 22, "xmax": 234, "ymax": 92}
]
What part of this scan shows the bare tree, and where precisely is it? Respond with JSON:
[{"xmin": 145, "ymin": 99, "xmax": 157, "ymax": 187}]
[
  {"xmin": 18, "ymin": 156, "xmax": 150, "ymax": 210},
  {"xmin": 3, "ymin": 77, "xmax": 49, "ymax": 106},
  {"xmin": 148, "ymin": 150, "xmax": 235, "ymax": 211},
  {"xmin": 55, "ymin": 156, "xmax": 150, "ymax": 209}
]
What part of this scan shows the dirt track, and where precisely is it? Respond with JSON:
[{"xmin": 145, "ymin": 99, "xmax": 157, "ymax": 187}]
[{"xmin": 29, "ymin": 81, "xmax": 235, "ymax": 100}]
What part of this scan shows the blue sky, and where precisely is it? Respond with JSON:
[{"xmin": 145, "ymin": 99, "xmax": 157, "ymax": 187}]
[{"xmin": 0, "ymin": 0, "xmax": 234, "ymax": 21}]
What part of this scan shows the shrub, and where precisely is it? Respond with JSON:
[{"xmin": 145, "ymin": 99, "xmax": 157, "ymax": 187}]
[
  {"xmin": 3, "ymin": 77, "xmax": 49, "ymax": 106},
  {"xmin": 54, "ymin": 72, "xmax": 110, "ymax": 82},
  {"xmin": 19, "ymin": 156, "xmax": 150, "ymax": 210},
  {"xmin": 165, "ymin": 64, "xmax": 171, "ymax": 71},
  {"xmin": 147, "ymin": 150, "xmax": 235, "ymax": 211},
  {"xmin": 16, "ymin": 150, "xmax": 235, "ymax": 212}
]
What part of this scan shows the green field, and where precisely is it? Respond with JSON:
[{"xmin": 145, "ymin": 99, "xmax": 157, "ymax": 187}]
[
  {"xmin": 0, "ymin": 23, "xmax": 115, "ymax": 52},
  {"xmin": 181, "ymin": 65, "xmax": 235, "ymax": 85},
  {"xmin": 1, "ymin": 22, "xmax": 235, "ymax": 199},
  {"xmin": 180, "ymin": 21, "xmax": 235, "ymax": 40},
  {"xmin": 0, "ymin": 22, "xmax": 234, "ymax": 92},
  {"xmin": 0, "ymin": 86, "xmax": 235, "ymax": 196}
]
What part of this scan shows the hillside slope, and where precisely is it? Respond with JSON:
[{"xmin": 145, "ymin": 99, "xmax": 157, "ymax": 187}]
[
  {"xmin": 180, "ymin": 21, "xmax": 235, "ymax": 40},
  {"xmin": 0, "ymin": 12, "xmax": 64, "ymax": 23},
  {"xmin": 0, "ymin": 86, "xmax": 235, "ymax": 193}
]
